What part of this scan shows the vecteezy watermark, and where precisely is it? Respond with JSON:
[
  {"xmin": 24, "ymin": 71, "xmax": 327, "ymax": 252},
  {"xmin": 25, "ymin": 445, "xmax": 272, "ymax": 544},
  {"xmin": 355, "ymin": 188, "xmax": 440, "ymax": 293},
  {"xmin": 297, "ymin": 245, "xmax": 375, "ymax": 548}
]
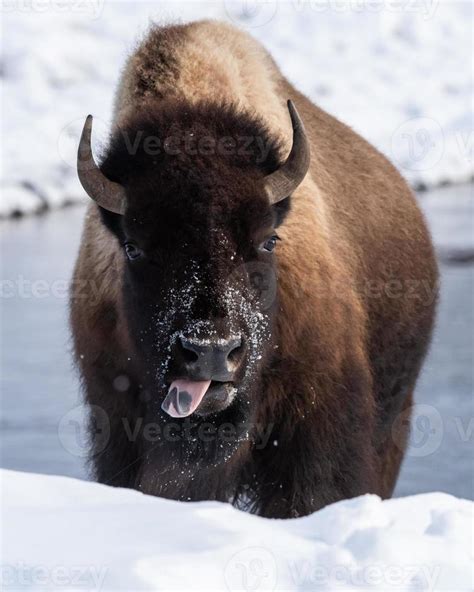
[
  {"xmin": 287, "ymin": 560, "xmax": 441, "ymax": 589},
  {"xmin": 0, "ymin": 274, "xmax": 439, "ymax": 308},
  {"xmin": 392, "ymin": 403, "xmax": 444, "ymax": 457},
  {"xmin": 1, "ymin": 0, "xmax": 104, "ymax": 18},
  {"xmin": 391, "ymin": 117, "xmax": 445, "ymax": 172},
  {"xmin": 0, "ymin": 275, "xmax": 119, "ymax": 305},
  {"xmin": 57, "ymin": 397, "xmax": 472, "ymax": 462},
  {"xmin": 224, "ymin": 547, "xmax": 277, "ymax": 591},
  {"xmin": 0, "ymin": 276, "xmax": 70, "ymax": 299},
  {"xmin": 455, "ymin": 130, "xmax": 473, "ymax": 164},
  {"xmin": 1, "ymin": 563, "xmax": 108, "ymax": 590},
  {"xmin": 291, "ymin": 0, "xmax": 439, "ymax": 19},
  {"xmin": 59, "ymin": 116, "xmax": 276, "ymax": 170},
  {"xmin": 121, "ymin": 416, "xmax": 273, "ymax": 449},
  {"xmin": 119, "ymin": 129, "xmax": 275, "ymax": 164},
  {"xmin": 223, "ymin": 548, "xmax": 441, "ymax": 591},
  {"xmin": 58, "ymin": 404, "xmax": 110, "ymax": 458},
  {"xmin": 224, "ymin": 0, "xmax": 279, "ymax": 28},
  {"xmin": 452, "ymin": 416, "xmax": 474, "ymax": 443},
  {"xmin": 57, "ymin": 402, "xmax": 275, "ymax": 458}
]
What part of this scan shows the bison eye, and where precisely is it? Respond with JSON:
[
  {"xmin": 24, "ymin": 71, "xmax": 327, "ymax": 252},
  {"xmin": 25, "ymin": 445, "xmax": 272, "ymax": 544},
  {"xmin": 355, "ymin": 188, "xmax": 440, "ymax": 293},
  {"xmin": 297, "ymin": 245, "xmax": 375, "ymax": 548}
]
[
  {"xmin": 124, "ymin": 242, "xmax": 143, "ymax": 261},
  {"xmin": 261, "ymin": 235, "xmax": 279, "ymax": 253}
]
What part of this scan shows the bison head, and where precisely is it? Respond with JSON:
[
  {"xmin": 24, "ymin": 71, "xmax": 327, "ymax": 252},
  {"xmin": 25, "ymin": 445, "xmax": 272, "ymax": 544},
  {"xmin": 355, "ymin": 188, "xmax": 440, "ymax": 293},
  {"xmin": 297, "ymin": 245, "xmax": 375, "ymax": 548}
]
[{"xmin": 77, "ymin": 100, "xmax": 309, "ymax": 443}]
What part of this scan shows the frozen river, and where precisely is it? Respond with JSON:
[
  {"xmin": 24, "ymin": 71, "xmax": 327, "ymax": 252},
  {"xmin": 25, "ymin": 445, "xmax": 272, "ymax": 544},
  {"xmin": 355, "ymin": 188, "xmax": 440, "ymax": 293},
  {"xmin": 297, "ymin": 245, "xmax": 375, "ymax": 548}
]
[{"xmin": 1, "ymin": 185, "xmax": 473, "ymax": 500}]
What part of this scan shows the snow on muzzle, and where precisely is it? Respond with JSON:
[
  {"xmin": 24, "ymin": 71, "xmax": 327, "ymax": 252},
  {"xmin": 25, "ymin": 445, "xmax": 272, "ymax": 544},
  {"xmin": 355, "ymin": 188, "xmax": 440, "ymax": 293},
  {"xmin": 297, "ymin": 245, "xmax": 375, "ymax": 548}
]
[{"xmin": 161, "ymin": 379, "xmax": 212, "ymax": 418}]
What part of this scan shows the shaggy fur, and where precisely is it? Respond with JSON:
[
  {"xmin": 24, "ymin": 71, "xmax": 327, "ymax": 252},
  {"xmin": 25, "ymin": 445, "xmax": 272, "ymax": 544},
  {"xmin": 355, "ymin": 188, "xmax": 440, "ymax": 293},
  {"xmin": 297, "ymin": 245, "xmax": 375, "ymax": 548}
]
[{"xmin": 70, "ymin": 20, "xmax": 438, "ymax": 518}]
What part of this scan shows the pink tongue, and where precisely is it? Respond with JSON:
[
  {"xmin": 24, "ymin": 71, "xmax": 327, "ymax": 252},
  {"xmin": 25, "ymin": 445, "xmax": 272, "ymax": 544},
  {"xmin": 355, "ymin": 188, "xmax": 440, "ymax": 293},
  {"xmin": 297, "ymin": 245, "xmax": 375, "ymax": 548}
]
[{"xmin": 161, "ymin": 379, "xmax": 212, "ymax": 418}]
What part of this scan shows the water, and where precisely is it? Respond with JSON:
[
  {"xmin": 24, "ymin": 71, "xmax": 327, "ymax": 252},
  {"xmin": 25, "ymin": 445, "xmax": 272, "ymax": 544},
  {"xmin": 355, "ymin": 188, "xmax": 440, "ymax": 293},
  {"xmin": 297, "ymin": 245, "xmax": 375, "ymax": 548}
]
[{"xmin": 1, "ymin": 186, "xmax": 472, "ymax": 499}]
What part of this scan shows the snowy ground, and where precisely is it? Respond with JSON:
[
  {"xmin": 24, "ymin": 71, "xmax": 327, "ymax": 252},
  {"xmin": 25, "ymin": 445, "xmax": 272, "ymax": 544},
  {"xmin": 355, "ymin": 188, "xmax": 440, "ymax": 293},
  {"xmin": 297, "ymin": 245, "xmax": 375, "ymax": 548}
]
[
  {"xmin": 1, "ymin": 469, "xmax": 472, "ymax": 591},
  {"xmin": 1, "ymin": 1, "xmax": 473, "ymax": 217}
]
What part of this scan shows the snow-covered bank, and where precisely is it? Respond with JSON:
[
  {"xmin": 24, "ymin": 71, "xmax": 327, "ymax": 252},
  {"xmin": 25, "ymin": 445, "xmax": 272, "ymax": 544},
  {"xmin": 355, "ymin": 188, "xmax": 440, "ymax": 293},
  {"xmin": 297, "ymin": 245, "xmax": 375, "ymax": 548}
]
[
  {"xmin": 1, "ymin": 470, "xmax": 472, "ymax": 591},
  {"xmin": 1, "ymin": 1, "xmax": 472, "ymax": 217}
]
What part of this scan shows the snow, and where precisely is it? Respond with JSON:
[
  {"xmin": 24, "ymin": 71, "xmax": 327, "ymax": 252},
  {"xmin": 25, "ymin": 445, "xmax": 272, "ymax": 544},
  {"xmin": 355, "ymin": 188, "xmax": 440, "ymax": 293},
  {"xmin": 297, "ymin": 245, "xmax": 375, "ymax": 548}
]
[
  {"xmin": 1, "ymin": 1, "xmax": 472, "ymax": 217},
  {"xmin": 1, "ymin": 469, "xmax": 472, "ymax": 591}
]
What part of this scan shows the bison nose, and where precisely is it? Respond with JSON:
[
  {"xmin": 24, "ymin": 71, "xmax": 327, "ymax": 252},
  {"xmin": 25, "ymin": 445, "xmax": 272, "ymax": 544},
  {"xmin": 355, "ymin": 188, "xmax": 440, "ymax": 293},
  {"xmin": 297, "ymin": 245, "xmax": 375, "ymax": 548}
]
[{"xmin": 177, "ymin": 335, "xmax": 244, "ymax": 382}]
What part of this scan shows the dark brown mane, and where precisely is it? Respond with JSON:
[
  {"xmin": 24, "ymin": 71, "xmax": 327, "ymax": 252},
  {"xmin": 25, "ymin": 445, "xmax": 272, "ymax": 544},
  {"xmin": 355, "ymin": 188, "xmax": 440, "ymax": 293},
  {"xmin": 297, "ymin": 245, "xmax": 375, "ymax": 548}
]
[
  {"xmin": 102, "ymin": 100, "xmax": 283, "ymax": 184},
  {"xmin": 99, "ymin": 100, "xmax": 290, "ymax": 253}
]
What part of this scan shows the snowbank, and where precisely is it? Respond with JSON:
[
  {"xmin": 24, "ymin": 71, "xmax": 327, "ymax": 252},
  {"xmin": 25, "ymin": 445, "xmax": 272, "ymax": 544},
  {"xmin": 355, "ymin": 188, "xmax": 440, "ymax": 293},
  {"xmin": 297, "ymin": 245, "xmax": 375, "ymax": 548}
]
[
  {"xmin": 1, "ymin": 469, "xmax": 472, "ymax": 591},
  {"xmin": 1, "ymin": 1, "xmax": 472, "ymax": 217}
]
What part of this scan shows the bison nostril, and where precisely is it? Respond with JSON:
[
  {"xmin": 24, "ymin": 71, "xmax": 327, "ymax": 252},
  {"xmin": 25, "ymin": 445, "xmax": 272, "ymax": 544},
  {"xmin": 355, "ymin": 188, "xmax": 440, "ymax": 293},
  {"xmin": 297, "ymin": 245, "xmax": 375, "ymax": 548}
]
[
  {"xmin": 181, "ymin": 347, "xmax": 199, "ymax": 364},
  {"xmin": 178, "ymin": 337, "xmax": 200, "ymax": 363},
  {"xmin": 227, "ymin": 342, "xmax": 244, "ymax": 364}
]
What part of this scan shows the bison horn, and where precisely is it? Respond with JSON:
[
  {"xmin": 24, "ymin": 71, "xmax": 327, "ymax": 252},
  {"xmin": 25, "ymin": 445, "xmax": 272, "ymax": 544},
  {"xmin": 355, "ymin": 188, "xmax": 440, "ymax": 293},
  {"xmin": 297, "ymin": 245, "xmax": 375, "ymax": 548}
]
[
  {"xmin": 264, "ymin": 100, "xmax": 311, "ymax": 204},
  {"xmin": 77, "ymin": 115, "xmax": 126, "ymax": 215}
]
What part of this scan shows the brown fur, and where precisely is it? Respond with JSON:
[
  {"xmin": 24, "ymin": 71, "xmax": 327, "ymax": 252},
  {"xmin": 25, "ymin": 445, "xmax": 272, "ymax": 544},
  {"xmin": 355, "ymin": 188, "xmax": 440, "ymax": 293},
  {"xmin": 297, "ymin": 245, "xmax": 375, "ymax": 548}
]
[{"xmin": 70, "ymin": 20, "xmax": 438, "ymax": 517}]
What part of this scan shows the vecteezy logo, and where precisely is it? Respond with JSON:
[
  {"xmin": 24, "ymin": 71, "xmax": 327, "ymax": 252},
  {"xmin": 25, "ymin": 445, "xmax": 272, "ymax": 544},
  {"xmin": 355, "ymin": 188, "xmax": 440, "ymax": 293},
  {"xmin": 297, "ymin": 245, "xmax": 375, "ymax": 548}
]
[
  {"xmin": 58, "ymin": 404, "xmax": 110, "ymax": 458},
  {"xmin": 58, "ymin": 116, "xmax": 108, "ymax": 170},
  {"xmin": 392, "ymin": 403, "xmax": 444, "ymax": 457},
  {"xmin": 391, "ymin": 117, "xmax": 444, "ymax": 172},
  {"xmin": 224, "ymin": 0, "xmax": 278, "ymax": 29},
  {"xmin": 224, "ymin": 546, "xmax": 277, "ymax": 591},
  {"xmin": 229, "ymin": 261, "xmax": 277, "ymax": 311}
]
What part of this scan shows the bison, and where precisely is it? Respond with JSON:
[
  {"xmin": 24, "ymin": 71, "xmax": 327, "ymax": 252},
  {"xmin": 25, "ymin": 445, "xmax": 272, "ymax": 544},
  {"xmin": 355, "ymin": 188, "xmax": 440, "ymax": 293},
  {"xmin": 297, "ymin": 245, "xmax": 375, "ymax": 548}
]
[{"xmin": 70, "ymin": 20, "xmax": 438, "ymax": 518}]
